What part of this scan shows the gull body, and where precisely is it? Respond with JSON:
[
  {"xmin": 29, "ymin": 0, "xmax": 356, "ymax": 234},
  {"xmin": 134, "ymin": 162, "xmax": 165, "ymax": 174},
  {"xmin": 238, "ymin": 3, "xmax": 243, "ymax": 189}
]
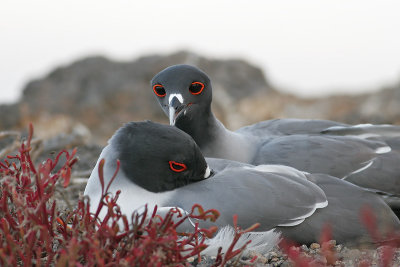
[
  {"xmin": 151, "ymin": 65, "xmax": 400, "ymax": 200},
  {"xmin": 84, "ymin": 121, "xmax": 400, "ymax": 244}
]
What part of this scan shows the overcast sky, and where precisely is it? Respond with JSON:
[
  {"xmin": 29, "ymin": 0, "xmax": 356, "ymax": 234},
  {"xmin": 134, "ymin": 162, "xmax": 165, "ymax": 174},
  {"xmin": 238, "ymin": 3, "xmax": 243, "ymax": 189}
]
[{"xmin": 1, "ymin": 0, "xmax": 400, "ymax": 104}]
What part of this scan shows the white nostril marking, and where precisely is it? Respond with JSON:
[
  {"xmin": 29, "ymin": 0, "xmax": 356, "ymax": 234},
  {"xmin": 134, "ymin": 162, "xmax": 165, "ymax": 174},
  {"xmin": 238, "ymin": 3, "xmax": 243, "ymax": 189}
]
[{"xmin": 169, "ymin": 94, "xmax": 184, "ymax": 105}]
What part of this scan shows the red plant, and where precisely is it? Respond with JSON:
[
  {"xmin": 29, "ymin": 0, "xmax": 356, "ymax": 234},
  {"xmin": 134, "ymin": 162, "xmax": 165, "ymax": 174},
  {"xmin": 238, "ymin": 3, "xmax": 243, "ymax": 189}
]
[
  {"xmin": 0, "ymin": 124, "xmax": 77, "ymax": 266},
  {"xmin": 6, "ymin": 124, "xmax": 400, "ymax": 266},
  {"xmin": 360, "ymin": 206, "xmax": 400, "ymax": 267},
  {"xmin": 319, "ymin": 224, "xmax": 337, "ymax": 265},
  {"xmin": 279, "ymin": 204, "xmax": 400, "ymax": 267},
  {"xmin": 0, "ymin": 124, "xmax": 253, "ymax": 266},
  {"xmin": 279, "ymin": 239, "xmax": 314, "ymax": 267}
]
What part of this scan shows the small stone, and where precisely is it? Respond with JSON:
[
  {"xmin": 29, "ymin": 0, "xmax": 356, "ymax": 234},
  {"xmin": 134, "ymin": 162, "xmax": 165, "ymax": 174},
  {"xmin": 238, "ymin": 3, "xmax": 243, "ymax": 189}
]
[
  {"xmin": 335, "ymin": 260, "xmax": 345, "ymax": 267},
  {"xmin": 328, "ymin": 240, "xmax": 337, "ymax": 246},
  {"xmin": 187, "ymin": 257, "xmax": 195, "ymax": 263},
  {"xmin": 277, "ymin": 259, "xmax": 285, "ymax": 265},
  {"xmin": 268, "ymin": 251, "xmax": 278, "ymax": 259},
  {"xmin": 300, "ymin": 244, "xmax": 309, "ymax": 252},
  {"xmin": 336, "ymin": 244, "xmax": 344, "ymax": 252},
  {"xmin": 310, "ymin": 243, "xmax": 321, "ymax": 250},
  {"xmin": 272, "ymin": 260, "xmax": 285, "ymax": 267},
  {"xmin": 270, "ymin": 257, "xmax": 279, "ymax": 262},
  {"xmin": 280, "ymin": 261, "xmax": 292, "ymax": 267},
  {"xmin": 274, "ymin": 249, "xmax": 283, "ymax": 258},
  {"xmin": 311, "ymin": 254, "xmax": 327, "ymax": 265},
  {"xmin": 266, "ymin": 251, "xmax": 280, "ymax": 262},
  {"xmin": 256, "ymin": 256, "xmax": 268, "ymax": 264}
]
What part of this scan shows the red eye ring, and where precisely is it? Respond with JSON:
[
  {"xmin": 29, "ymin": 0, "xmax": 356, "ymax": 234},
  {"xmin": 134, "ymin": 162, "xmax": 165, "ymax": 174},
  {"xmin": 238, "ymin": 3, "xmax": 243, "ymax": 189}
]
[
  {"xmin": 169, "ymin": 161, "xmax": 187, "ymax": 172},
  {"xmin": 189, "ymin": 82, "xmax": 205, "ymax": 95},
  {"xmin": 153, "ymin": 84, "xmax": 166, "ymax": 97}
]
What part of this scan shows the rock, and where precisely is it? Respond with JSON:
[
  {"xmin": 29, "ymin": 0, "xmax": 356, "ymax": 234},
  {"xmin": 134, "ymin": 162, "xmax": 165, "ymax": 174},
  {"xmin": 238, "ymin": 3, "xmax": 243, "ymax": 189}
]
[
  {"xmin": 5, "ymin": 51, "xmax": 274, "ymax": 144},
  {"xmin": 310, "ymin": 254, "xmax": 327, "ymax": 265},
  {"xmin": 300, "ymin": 244, "xmax": 309, "ymax": 252},
  {"xmin": 336, "ymin": 244, "xmax": 344, "ymax": 253},
  {"xmin": 0, "ymin": 103, "xmax": 21, "ymax": 130},
  {"xmin": 1, "ymin": 50, "xmax": 399, "ymax": 146},
  {"xmin": 310, "ymin": 243, "xmax": 320, "ymax": 250},
  {"xmin": 266, "ymin": 251, "xmax": 279, "ymax": 261}
]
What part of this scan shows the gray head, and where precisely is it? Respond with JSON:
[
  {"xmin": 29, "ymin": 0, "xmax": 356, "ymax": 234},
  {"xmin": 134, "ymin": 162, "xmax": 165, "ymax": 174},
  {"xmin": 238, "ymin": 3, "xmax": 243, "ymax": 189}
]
[
  {"xmin": 110, "ymin": 121, "xmax": 211, "ymax": 193},
  {"xmin": 151, "ymin": 65, "xmax": 212, "ymax": 127}
]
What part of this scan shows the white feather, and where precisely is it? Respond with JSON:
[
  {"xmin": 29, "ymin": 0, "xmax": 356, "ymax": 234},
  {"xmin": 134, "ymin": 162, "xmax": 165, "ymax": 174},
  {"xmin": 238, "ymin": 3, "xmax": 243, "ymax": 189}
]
[
  {"xmin": 200, "ymin": 226, "xmax": 281, "ymax": 257},
  {"xmin": 277, "ymin": 199, "xmax": 328, "ymax": 227},
  {"xmin": 354, "ymin": 123, "xmax": 374, "ymax": 128},
  {"xmin": 356, "ymin": 133, "xmax": 380, "ymax": 139},
  {"xmin": 375, "ymin": 146, "xmax": 391, "ymax": 154},
  {"xmin": 342, "ymin": 160, "xmax": 374, "ymax": 180}
]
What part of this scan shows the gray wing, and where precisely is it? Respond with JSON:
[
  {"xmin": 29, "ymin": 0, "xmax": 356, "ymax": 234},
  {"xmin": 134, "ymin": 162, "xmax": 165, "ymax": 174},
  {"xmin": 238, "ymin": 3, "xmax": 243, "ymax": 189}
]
[
  {"xmin": 165, "ymin": 166, "xmax": 327, "ymax": 231},
  {"xmin": 321, "ymin": 124, "xmax": 400, "ymax": 137},
  {"xmin": 236, "ymin": 119, "xmax": 347, "ymax": 137},
  {"xmin": 321, "ymin": 124, "xmax": 400, "ymax": 150},
  {"xmin": 279, "ymin": 173, "xmax": 400, "ymax": 245},
  {"xmin": 253, "ymin": 135, "xmax": 400, "ymax": 195},
  {"xmin": 206, "ymin": 157, "xmax": 253, "ymax": 172}
]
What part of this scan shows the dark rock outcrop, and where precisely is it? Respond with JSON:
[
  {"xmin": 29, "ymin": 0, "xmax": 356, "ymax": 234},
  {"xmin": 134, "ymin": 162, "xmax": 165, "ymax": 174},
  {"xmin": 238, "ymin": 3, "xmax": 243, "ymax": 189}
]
[
  {"xmin": 4, "ymin": 51, "xmax": 273, "ymax": 143},
  {"xmin": 0, "ymin": 50, "xmax": 399, "ymax": 145}
]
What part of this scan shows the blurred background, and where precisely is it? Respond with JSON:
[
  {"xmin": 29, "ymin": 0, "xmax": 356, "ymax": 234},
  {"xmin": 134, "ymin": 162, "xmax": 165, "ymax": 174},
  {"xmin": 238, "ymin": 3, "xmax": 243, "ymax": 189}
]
[{"xmin": 1, "ymin": 0, "xmax": 400, "ymax": 147}]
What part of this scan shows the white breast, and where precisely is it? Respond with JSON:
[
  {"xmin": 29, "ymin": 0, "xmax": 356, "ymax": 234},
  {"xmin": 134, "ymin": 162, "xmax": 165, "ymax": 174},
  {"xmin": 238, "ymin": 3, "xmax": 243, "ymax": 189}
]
[
  {"xmin": 84, "ymin": 145, "xmax": 174, "ymax": 220},
  {"xmin": 109, "ymin": 171, "xmax": 173, "ymax": 217}
]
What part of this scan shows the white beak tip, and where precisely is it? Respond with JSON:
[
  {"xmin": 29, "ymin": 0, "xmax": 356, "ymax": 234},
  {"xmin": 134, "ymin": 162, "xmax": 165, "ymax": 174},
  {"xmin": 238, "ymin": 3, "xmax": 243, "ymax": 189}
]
[{"xmin": 204, "ymin": 166, "xmax": 211, "ymax": 178}]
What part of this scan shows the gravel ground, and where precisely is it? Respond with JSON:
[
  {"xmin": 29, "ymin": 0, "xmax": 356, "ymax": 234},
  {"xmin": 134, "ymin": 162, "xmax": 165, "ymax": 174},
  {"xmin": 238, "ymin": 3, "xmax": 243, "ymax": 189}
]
[{"xmin": 189, "ymin": 242, "xmax": 400, "ymax": 266}]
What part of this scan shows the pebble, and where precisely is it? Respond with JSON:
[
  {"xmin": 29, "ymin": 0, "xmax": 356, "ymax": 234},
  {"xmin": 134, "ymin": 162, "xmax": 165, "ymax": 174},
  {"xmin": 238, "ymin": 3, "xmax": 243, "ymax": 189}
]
[
  {"xmin": 270, "ymin": 257, "xmax": 279, "ymax": 262},
  {"xmin": 300, "ymin": 244, "xmax": 309, "ymax": 252},
  {"xmin": 312, "ymin": 254, "xmax": 327, "ymax": 265},
  {"xmin": 187, "ymin": 243, "xmax": 400, "ymax": 267},
  {"xmin": 310, "ymin": 242, "xmax": 321, "ymax": 250},
  {"xmin": 328, "ymin": 240, "xmax": 336, "ymax": 246},
  {"xmin": 279, "ymin": 261, "xmax": 292, "ymax": 267},
  {"xmin": 267, "ymin": 251, "xmax": 278, "ymax": 260},
  {"xmin": 271, "ymin": 259, "xmax": 285, "ymax": 267}
]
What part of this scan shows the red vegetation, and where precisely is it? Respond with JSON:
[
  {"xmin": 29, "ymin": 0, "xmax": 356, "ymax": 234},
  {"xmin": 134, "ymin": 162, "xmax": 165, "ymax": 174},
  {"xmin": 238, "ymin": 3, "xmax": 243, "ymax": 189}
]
[
  {"xmin": 279, "ymin": 208, "xmax": 400, "ymax": 267},
  {"xmin": 0, "ymin": 124, "xmax": 254, "ymax": 266},
  {"xmin": 1, "ymin": 124, "xmax": 399, "ymax": 266}
]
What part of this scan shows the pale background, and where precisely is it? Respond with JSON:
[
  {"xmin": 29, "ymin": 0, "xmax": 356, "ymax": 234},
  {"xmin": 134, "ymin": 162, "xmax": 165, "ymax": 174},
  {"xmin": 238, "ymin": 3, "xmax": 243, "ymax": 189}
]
[{"xmin": 1, "ymin": 0, "xmax": 400, "ymax": 103}]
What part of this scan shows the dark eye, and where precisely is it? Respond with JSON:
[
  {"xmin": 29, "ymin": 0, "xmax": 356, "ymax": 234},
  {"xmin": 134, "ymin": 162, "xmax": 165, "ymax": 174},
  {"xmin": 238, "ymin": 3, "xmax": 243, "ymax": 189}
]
[
  {"xmin": 153, "ymin": 84, "xmax": 166, "ymax": 97},
  {"xmin": 169, "ymin": 161, "xmax": 187, "ymax": 172},
  {"xmin": 189, "ymin": 82, "xmax": 204, "ymax": 95}
]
